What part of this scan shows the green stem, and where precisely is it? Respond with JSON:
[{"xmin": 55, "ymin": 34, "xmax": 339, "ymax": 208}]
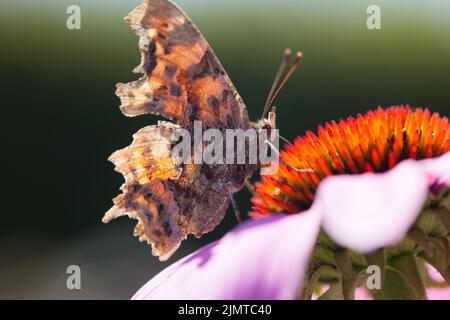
[
  {"xmin": 333, "ymin": 251, "xmax": 357, "ymax": 300},
  {"xmin": 365, "ymin": 249, "xmax": 386, "ymax": 287}
]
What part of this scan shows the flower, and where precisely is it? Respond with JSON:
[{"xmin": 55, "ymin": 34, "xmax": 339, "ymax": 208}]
[
  {"xmin": 133, "ymin": 209, "xmax": 321, "ymax": 299},
  {"xmin": 252, "ymin": 106, "xmax": 449, "ymax": 216},
  {"xmin": 133, "ymin": 106, "xmax": 449, "ymax": 300}
]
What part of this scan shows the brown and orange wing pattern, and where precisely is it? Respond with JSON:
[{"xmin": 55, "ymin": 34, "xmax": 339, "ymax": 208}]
[
  {"xmin": 116, "ymin": 0, "xmax": 250, "ymax": 130},
  {"xmin": 104, "ymin": 120, "xmax": 241, "ymax": 260},
  {"xmin": 103, "ymin": 122, "xmax": 184, "ymax": 259},
  {"xmin": 104, "ymin": 0, "xmax": 254, "ymax": 260}
]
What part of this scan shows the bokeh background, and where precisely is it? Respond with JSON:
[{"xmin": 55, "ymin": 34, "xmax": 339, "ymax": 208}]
[{"xmin": 1, "ymin": 0, "xmax": 449, "ymax": 299}]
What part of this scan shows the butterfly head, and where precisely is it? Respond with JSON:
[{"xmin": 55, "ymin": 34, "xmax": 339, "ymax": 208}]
[{"xmin": 254, "ymin": 107, "xmax": 276, "ymax": 141}]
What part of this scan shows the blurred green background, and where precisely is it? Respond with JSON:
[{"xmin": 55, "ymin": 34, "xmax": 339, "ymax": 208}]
[{"xmin": 1, "ymin": 0, "xmax": 449, "ymax": 299}]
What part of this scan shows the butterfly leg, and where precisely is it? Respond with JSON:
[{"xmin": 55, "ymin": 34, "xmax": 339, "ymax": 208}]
[
  {"xmin": 230, "ymin": 195, "xmax": 242, "ymax": 223},
  {"xmin": 169, "ymin": 167, "xmax": 183, "ymax": 180},
  {"xmin": 244, "ymin": 180, "xmax": 256, "ymax": 196}
]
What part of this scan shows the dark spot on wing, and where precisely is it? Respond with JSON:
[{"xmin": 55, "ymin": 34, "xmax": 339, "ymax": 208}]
[
  {"xmin": 222, "ymin": 89, "xmax": 229, "ymax": 102},
  {"xmin": 200, "ymin": 164, "xmax": 216, "ymax": 180},
  {"xmin": 143, "ymin": 208, "xmax": 153, "ymax": 221},
  {"xmin": 165, "ymin": 64, "xmax": 177, "ymax": 79},
  {"xmin": 187, "ymin": 51, "xmax": 222, "ymax": 80},
  {"xmin": 166, "ymin": 21, "xmax": 200, "ymax": 49},
  {"xmin": 158, "ymin": 32, "xmax": 166, "ymax": 40},
  {"xmin": 162, "ymin": 221, "xmax": 172, "ymax": 237},
  {"xmin": 207, "ymin": 95, "xmax": 219, "ymax": 108},
  {"xmin": 145, "ymin": 95, "xmax": 164, "ymax": 111},
  {"xmin": 144, "ymin": 191, "xmax": 153, "ymax": 199},
  {"xmin": 153, "ymin": 229, "xmax": 162, "ymax": 238},
  {"xmin": 143, "ymin": 41, "xmax": 157, "ymax": 74},
  {"xmin": 226, "ymin": 115, "xmax": 234, "ymax": 128},
  {"xmin": 130, "ymin": 183, "xmax": 141, "ymax": 193},
  {"xmin": 159, "ymin": 85, "xmax": 168, "ymax": 91},
  {"xmin": 187, "ymin": 96, "xmax": 201, "ymax": 123},
  {"xmin": 170, "ymin": 82, "xmax": 182, "ymax": 97}
]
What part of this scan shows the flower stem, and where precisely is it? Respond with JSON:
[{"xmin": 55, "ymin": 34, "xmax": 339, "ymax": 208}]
[{"xmin": 333, "ymin": 251, "xmax": 357, "ymax": 300}]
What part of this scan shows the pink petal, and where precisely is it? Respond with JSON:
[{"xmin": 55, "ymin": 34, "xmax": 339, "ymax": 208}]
[
  {"xmin": 355, "ymin": 287, "xmax": 373, "ymax": 300},
  {"xmin": 427, "ymin": 286, "xmax": 450, "ymax": 300},
  {"xmin": 425, "ymin": 264, "xmax": 450, "ymax": 300},
  {"xmin": 316, "ymin": 159, "xmax": 429, "ymax": 254},
  {"xmin": 132, "ymin": 208, "xmax": 322, "ymax": 300},
  {"xmin": 426, "ymin": 263, "xmax": 445, "ymax": 283},
  {"xmin": 417, "ymin": 152, "xmax": 450, "ymax": 191}
]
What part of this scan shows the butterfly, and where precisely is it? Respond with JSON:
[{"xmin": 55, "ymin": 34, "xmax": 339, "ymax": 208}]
[{"xmin": 103, "ymin": 0, "xmax": 304, "ymax": 260}]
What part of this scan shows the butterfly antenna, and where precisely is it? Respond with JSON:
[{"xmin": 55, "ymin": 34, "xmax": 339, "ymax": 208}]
[
  {"xmin": 263, "ymin": 51, "xmax": 304, "ymax": 119},
  {"xmin": 264, "ymin": 140, "xmax": 314, "ymax": 173},
  {"xmin": 279, "ymin": 134, "xmax": 293, "ymax": 146},
  {"xmin": 262, "ymin": 48, "xmax": 292, "ymax": 119}
]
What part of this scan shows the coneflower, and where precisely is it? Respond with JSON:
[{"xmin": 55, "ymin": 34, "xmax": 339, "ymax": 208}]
[
  {"xmin": 252, "ymin": 105, "xmax": 449, "ymax": 216},
  {"xmin": 133, "ymin": 106, "xmax": 449, "ymax": 300}
]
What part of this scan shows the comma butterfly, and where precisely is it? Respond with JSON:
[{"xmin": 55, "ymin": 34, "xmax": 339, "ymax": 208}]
[{"xmin": 103, "ymin": 0, "xmax": 303, "ymax": 260}]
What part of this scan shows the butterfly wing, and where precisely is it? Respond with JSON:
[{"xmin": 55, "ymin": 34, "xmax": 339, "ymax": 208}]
[
  {"xmin": 103, "ymin": 122, "xmax": 234, "ymax": 260},
  {"xmin": 116, "ymin": 0, "xmax": 250, "ymax": 129},
  {"xmin": 104, "ymin": 0, "xmax": 254, "ymax": 260}
]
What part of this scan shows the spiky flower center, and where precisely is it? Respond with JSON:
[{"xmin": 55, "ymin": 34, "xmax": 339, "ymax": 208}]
[{"xmin": 251, "ymin": 106, "xmax": 449, "ymax": 217}]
